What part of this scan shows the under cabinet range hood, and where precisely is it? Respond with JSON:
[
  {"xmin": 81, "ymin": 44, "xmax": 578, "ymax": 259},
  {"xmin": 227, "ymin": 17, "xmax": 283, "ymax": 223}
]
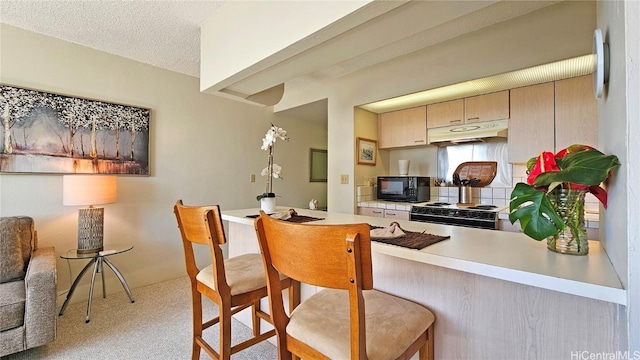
[{"xmin": 428, "ymin": 119, "xmax": 508, "ymax": 145}]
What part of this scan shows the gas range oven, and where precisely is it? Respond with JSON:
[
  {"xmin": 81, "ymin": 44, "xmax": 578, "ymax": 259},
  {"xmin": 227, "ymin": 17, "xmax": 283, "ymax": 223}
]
[{"xmin": 410, "ymin": 202, "xmax": 502, "ymax": 230}]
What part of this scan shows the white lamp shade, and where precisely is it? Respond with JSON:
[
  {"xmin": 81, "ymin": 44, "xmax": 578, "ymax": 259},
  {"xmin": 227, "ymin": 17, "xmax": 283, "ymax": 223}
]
[{"xmin": 63, "ymin": 175, "xmax": 117, "ymax": 206}]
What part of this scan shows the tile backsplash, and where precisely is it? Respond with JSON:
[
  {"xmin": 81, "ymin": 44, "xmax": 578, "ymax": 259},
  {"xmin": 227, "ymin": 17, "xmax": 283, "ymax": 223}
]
[
  {"xmin": 357, "ymin": 180, "xmax": 599, "ymax": 212},
  {"xmin": 429, "ymin": 186, "xmax": 510, "ymax": 206}
]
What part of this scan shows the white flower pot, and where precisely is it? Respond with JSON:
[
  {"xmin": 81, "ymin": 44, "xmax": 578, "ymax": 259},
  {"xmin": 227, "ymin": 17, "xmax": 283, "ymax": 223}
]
[{"xmin": 260, "ymin": 197, "xmax": 276, "ymax": 213}]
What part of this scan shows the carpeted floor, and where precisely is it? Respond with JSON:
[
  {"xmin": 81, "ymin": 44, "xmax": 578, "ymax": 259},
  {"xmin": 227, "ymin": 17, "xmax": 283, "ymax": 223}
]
[{"xmin": 3, "ymin": 276, "xmax": 277, "ymax": 359}]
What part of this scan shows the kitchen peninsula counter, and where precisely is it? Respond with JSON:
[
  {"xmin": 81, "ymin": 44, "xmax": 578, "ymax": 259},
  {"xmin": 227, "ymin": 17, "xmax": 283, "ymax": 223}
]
[
  {"xmin": 221, "ymin": 207, "xmax": 624, "ymax": 358},
  {"xmin": 222, "ymin": 207, "xmax": 624, "ymax": 305}
]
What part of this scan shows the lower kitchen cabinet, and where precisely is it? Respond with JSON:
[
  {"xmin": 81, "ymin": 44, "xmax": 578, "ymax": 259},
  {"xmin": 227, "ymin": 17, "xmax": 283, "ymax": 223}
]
[
  {"xmin": 383, "ymin": 209, "xmax": 410, "ymax": 221},
  {"xmin": 358, "ymin": 207, "xmax": 385, "ymax": 218},
  {"xmin": 357, "ymin": 207, "xmax": 410, "ymax": 221}
]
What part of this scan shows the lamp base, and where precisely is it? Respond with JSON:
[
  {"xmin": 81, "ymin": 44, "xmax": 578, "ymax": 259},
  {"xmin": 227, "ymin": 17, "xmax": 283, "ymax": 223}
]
[{"xmin": 77, "ymin": 207, "xmax": 104, "ymax": 254}]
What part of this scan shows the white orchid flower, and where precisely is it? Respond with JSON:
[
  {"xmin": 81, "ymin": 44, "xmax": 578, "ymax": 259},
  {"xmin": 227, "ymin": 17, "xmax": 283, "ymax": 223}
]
[
  {"xmin": 261, "ymin": 125, "xmax": 289, "ymax": 151},
  {"xmin": 261, "ymin": 163, "xmax": 283, "ymax": 179},
  {"xmin": 259, "ymin": 124, "xmax": 289, "ymax": 199}
]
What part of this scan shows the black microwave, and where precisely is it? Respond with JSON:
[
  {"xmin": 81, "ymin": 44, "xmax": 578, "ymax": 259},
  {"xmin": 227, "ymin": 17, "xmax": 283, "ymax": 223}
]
[{"xmin": 377, "ymin": 176, "xmax": 430, "ymax": 203}]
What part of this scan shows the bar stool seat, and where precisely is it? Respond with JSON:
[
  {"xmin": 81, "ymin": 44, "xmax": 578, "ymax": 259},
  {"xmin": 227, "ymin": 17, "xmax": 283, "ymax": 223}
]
[
  {"xmin": 287, "ymin": 288, "xmax": 435, "ymax": 359},
  {"xmin": 196, "ymin": 253, "xmax": 287, "ymax": 295}
]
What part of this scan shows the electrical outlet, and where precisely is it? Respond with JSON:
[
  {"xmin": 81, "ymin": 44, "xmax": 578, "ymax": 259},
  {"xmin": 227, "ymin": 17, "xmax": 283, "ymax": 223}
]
[
  {"xmin": 340, "ymin": 174, "xmax": 349, "ymax": 184},
  {"xmin": 250, "ymin": 174, "xmax": 255, "ymax": 183}
]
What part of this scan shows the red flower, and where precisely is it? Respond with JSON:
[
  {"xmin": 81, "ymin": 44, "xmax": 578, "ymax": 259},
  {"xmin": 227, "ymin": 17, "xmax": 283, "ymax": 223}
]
[{"xmin": 526, "ymin": 152, "xmax": 560, "ymax": 185}]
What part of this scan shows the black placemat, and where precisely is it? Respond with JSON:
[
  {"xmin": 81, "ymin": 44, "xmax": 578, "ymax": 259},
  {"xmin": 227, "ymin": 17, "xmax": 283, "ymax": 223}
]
[
  {"xmin": 369, "ymin": 225, "xmax": 450, "ymax": 250},
  {"xmin": 285, "ymin": 214, "xmax": 325, "ymax": 223}
]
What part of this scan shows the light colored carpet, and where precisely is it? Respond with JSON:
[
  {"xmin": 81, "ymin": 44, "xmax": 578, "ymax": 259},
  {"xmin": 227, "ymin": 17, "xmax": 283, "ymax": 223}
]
[{"xmin": 3, "ymin": 276, "xmax": 277, "ymax": 359}]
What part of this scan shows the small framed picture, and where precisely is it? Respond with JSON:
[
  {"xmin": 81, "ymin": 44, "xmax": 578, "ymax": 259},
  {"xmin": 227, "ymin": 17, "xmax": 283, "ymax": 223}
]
[
  {"xmin": 356, "ymin": 137, "xmax": 377, "ymax": 166},
  {"xmin": 309, "ymin": 148, "xmax": 328, "ymax": 182}
]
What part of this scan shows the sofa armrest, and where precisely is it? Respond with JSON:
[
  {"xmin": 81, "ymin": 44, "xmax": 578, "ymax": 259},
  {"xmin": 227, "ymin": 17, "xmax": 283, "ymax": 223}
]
[{"xmin": 23, "ymin": 246, "xmax": 57, "ymax": 348}]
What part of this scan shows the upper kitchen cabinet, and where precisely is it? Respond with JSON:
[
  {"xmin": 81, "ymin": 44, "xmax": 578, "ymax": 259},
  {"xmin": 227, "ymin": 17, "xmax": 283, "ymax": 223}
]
[
  {"xmin": 555, "ymin": 75, "xmax": 597, "ymax": 150},
  {"xmin": 426, "ymin": 91, "xmax": 509, "ymax": 129},
  {"xmin": 378, "ymin": 106, "xmax": 427, "ymax": 149},
  {"xmin": 508, "ymin": 82, "xmax": 555, "ymax": 163},
  {"xmin": 464, "ymin": 91, "xmax": 510, "ymax": 124},
  {"xmin": 426, "ymin": 99, "xmax": 464, "ymax": 128}
]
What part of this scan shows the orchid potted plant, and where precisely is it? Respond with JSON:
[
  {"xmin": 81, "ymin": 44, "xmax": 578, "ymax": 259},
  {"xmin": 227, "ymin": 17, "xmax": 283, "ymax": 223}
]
[
  {"xmin": 257, "ymin": 124, "xmax": 289, "ymax": 212},
  {"xmin": 509, "ymin": 144, "xmax": 620, "ymax": 255}
]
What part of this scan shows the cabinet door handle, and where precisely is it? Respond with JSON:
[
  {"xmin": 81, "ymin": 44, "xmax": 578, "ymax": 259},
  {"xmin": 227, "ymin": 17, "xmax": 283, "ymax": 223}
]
[
  {"xmin": 450, "ymin": 119, "xmax": 462, "ymax": 124},
  {"xmin": 414, "ymin": 140, "xmax": 425, "ymax": 143},
  {"xmin": 467, "ymin": 117, "xmax": 480, "ymax": 121},
  {"xmin": 387, "ymin": 212, "xmax": 396, "ymax": 216},
  {"xmin": 372, "ymin": 210, "xmax": 383, "ymax": 214}
]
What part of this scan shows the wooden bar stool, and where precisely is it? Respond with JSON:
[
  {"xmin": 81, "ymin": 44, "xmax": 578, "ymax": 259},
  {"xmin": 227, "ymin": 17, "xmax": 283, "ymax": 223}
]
[
  {"xmin": 173, "ymin": 200, "xmax": 300, "ymax": 360},
  {"xmin": 254, "ymin": 212, "xmax": 435, "ymax": 360}
]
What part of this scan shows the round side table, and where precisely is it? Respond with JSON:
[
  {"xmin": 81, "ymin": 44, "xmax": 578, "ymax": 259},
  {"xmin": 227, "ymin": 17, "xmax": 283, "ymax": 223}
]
[{"xmin": 58, "ymin": 245, "xmax": 135, "ymax": 323}]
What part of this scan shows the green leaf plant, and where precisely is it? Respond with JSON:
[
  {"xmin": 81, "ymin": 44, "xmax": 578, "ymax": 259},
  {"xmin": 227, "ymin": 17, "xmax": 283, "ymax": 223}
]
[{"xmin": 509, "ymin": 144, "xmax": 620, "ymax": 241}]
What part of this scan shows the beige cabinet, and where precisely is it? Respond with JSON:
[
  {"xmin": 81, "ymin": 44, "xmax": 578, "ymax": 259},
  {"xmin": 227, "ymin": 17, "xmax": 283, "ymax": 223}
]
[
  {"xmin": 508, "ymin": 83, "xmax": 555, "ymax": 164},
  {"xmin": 555, "ymin": 75, "xmax": 598, "ymax": 150},
  {"xmin": 382, "ymin": 210, "xmax": 410, "ymax": 221},
  {"xmin": 464, "ymin": 91, "xmax": 510, "ymax": 124},
  {"xmin": 426, "ymin": 99, "xmax": 464, "ymax": 128},
  {"xmin": 357, "ymin": 207, "xmax": 410, "ymax": 221},
  {"xmin": 357, "ymin": 207, "xmax": 385, "ymax": 218},
  {"xmin": 427, "ymin": 91, "xmax": 509, "ymax": 129},
  {"xmin": 509, "ymin": 75, "xmax": 597, "ymax": 164},
  {"xmin": 378, "ymin": 106, "xmax": 427, "ymax": 149}
]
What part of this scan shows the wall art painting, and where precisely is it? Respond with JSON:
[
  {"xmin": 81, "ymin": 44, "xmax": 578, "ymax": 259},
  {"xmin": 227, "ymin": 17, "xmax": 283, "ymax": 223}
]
[
  {"xmin": 356, "ymin": 137, "xmax": 377, "ymax": 166},
  {"xmin": 0, "ymin": 84, "xmax": 150, "ymax": 175}
]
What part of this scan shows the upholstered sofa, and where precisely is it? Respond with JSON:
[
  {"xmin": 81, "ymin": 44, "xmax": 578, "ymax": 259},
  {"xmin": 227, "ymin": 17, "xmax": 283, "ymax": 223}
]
[{"xmin": 0, "ymin": 216, "xmax": 57, "ymax": 357}]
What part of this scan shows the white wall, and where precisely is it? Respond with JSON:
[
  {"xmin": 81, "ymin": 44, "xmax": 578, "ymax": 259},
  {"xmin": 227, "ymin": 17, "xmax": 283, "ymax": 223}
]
[
  {"xmin": 0, "ymin": 24, "xmax": 327, "ymax": 303},
  {"xmin": 597, "ymin": 0, "xmax": 640, "ymax": 352}
]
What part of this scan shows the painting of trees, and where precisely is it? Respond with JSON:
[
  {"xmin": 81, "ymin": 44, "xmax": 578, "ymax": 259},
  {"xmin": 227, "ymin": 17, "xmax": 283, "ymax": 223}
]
[
  {"xmin": 0, "ymin": 86, "xmax": 43, "ymax": 154},
  {"xmin": 0, "ymin": 84, "xmax": 150, "ymax": 174}
]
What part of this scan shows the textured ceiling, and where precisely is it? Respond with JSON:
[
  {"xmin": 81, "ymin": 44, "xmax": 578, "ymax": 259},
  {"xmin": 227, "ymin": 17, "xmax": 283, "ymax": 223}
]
[{"xmin": 0, "ymin": 0, "xmax": 228, "ymax": 78}]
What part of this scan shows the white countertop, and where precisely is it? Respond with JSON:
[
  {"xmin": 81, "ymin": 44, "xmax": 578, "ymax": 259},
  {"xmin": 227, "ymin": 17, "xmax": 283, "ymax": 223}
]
[{"xmin": 221, "ymin": 207, "xmax": 625, "ymax": 305}]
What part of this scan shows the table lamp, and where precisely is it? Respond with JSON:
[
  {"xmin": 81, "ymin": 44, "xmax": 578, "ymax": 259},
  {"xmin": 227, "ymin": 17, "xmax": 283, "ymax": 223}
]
[{"xmin": 63, "ymin": 175, "xmax": 117, "ymax": 254}]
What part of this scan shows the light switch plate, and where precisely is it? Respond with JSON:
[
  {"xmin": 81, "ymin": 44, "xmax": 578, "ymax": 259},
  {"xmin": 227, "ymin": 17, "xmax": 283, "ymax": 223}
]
[
  {"xmin": 340, "ymin": 174, "xmax": 349, "ymax": 184},
  {"xmin": 250, "ymin": 174, "xmax": 255, "ymax": 183}
]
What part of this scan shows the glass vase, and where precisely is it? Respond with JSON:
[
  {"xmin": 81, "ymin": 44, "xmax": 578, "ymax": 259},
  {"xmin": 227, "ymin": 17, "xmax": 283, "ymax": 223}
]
[{"xmin": 546, "ymin": 188, "xmax": 588, "ymax": 255}]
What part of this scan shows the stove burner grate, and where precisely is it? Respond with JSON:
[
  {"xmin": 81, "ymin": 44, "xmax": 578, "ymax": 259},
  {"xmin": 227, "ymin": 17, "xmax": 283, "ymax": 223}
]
[
  {"xmin": 426, "ymin": 202, "xmax": 451, "ymax": 207},
  {"xmin": 467, "ymin": 205, "xmax": 498, "ymax": 210}
]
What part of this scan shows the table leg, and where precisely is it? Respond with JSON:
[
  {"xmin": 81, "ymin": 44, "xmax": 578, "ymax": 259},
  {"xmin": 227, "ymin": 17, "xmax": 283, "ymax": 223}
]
[
  {"xmin": 99, "ymin": 256, "xmax": 106, "ymax": 298},
  {"xmin": 85, "ymin": 258, "xmax": 101, "ymax": 323},
  {"xmin": 59, "ymin": 258, "xmax": 97, "ymax": 316},
  {"xmin": 103, "ymin": 258, "xmax": 135, "ymax": 303}
]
